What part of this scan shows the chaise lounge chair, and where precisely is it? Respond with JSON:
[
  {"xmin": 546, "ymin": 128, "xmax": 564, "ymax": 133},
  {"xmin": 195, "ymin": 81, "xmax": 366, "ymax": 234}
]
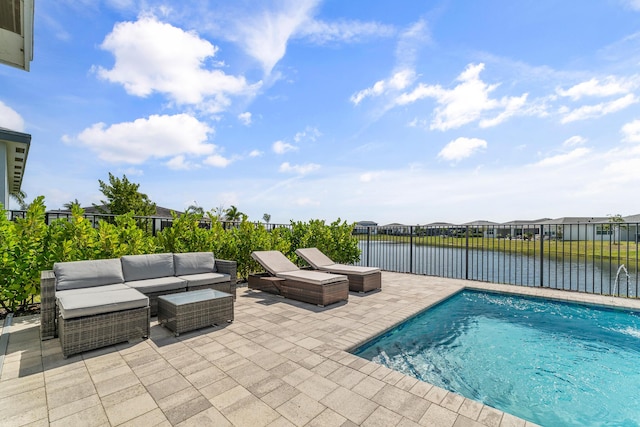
[
  {"xmin": 249, "ymin": 250, "xmax": 349, "ymax": 306},
  {"xmin": 295, "ymin": 247, "xmax": 381, "ymax": 293}
]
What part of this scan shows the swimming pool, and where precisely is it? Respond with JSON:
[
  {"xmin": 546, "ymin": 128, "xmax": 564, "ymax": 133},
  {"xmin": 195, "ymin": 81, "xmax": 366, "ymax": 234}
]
[{"xmin": 353, "ymin": 290, "xmax": 640, "ymax": 426}]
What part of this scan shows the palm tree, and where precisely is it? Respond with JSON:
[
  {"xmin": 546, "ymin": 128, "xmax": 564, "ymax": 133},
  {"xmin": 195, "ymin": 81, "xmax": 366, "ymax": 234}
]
[
  {"xmin": 63, "ymin": 198, "xmax": 81, "ymax": 210},
  {"xmin": 262, "ymin": 213, "xmax": 271, "ymax": 224},
  {"xmin": 9, "ymin": 190, "xmax": 28, "ymax": 210},
  {"xmin": 224, "ymin": 205, "xmax": 243, "ymax": 222},
  {"xmin": 186, "ymin": 202, "xmax": 204, "ymax": 215}
]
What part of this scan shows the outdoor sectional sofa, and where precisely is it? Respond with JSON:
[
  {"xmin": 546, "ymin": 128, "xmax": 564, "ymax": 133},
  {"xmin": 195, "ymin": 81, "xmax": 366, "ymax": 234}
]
[{"xmin": 40, "ymin": 252, "xmax": 237, "ymax": 357}]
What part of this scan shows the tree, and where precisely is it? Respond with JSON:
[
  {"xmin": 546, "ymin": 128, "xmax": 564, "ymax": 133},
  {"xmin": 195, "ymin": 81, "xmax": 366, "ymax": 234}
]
[
  {"xmin": 186, "ymin": 203, "xmax": 204, "ymax": 215},
  {"xmin": 224, "ymin": 205, "xmax": 243, "ymax": 222},
  {"xmin": 63, "ymin": 198, "xmax": 81, "ymax": 210},
  {"xmin": 9, "ymin": 190, "xmax": 28, "ymax": 210},
  {"xmin": 94, "ymin": 173, "xmax": 156, "ymax": 216},
  {"xmin": 262, "ymin": 213, "xmax": 271, "ymax": 224},
  {"xmin": 605, "ymin": 214, "xmax": 626, "ymax": 244}
]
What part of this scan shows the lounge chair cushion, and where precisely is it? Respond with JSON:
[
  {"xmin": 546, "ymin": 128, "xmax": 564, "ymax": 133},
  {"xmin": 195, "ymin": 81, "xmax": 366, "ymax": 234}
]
[
  {"xmin": 57, "ymin": 287, "xmax": 148, "ymax": 319},
  {"xmin": 174, "ymin": 252, "xmax": 216, "ymax": 275},
  {"xmin": 318, "ymin": 264, "xmax": 380, "ymax": 275},
  {"xmin": 125, "ymin": 276, "xmax": 187, "ymax": 294},
  {"xmin": 295, "ymin": 248, "xmax": 335, "ymax": 268},
  {"xmin": 276, "ymin": 270, "xmax": 347, "ymax": 285},
  {"xmin": 177, "ymin": 272, "xmax": 230, "ymax": 288},
  {"xmin": 121, "ymin": 253, "xmax": 175, "ymax": 282},
  {"xmin": 54, "ymin": 259, "xmax": 125, "ymax": 291},
  {"xmin": 251, "ymin": 251, "xmax": 299, "ymax": 275}
]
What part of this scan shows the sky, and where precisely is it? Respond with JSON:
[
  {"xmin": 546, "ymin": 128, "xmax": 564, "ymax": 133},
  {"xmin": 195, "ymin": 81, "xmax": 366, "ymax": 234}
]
[{"xmin": 3, "ymin": 0, "xmax": 640, "ymax": 225}]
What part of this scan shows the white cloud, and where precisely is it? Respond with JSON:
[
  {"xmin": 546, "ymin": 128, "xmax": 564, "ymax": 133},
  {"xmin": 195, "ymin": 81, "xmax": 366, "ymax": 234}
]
[
  {"xmin": 279, "ymin": 162, "xmax": 320, "ymax": 175},
  {"xmin": 0, "ymin": 101, "xmax": 25, "ymax": 132},
  {"xmin": 623, "ymin": 0, "xmax": 640, "ymax": 11},
  {"xmin": 563, "ymin": 135, "xmax": 587, "ymax": 147},
  {"xmin": 359, "ymin": 172, "xmax": 381, "ymax": 182},
  {"xmin": 351, "ymin": 69, "xmax": 415, "ymax": 105},
  {"xmin": 272, "ymin": 140, "xmax": 298, "ymax": 154},
  {"xmin": 560, "ymin": 94, "xmax": 638, "ymax": 123},
  {"xmin": 556, "ymin": 76, "xmax": 638, "ymax": 100},
  {"xmin": 96, "ymin": 16, "xmax": 260, "ymax": 112},
  {"xmin": 166, "ymin": 155, "xmax": 198, "ymax": 170},
  {"xmin": 228, "ymin": 0, "xmax": 318, "ymax": 75},
  {"xmin": 438, "ymin": 137, "xmax": 487, "ymax": 162},
  {"xmin": 74, "ymin": 113, "xmax": 214, "ymax": 164},
  {"xmin": 249, "ymin": 149, "xmax": 263, "ymax": 157},
  {"xmin": 621, "ymin": 119, "xmax": 640, "ymax": 142},
  {"xmin": 396, "ymin": 63, "xmax": 529, "ymax": 131},
  {"xmin": 238, "ymin": 112, "xmax": 252, "ymax": 126},
  {"xmin": 295, "ymin": 197, "xmax": 320, "ymax": 206},
  {"xmin": 534, "ymin": 147, "xmax": 591, "ymax": 167},
  {"xmin": 122, "ymin": 167, "xmax": 144, "ymax": 176},
  {"xmin": 297, "ymin": 19, "xmax": 394, "ymax": 44},
  {"xmin": 203, "ymin": 154, "xmax": 232, "ymax": 168},
  {"xmin": 294, "ymin": 126, "xmax": 321, "ymax": 143}
]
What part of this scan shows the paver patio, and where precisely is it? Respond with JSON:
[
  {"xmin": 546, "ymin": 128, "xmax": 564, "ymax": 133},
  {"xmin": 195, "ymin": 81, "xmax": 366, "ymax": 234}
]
[{"xmin": 3, "ymin": 271, "xmax": 638, "ymax": 426}]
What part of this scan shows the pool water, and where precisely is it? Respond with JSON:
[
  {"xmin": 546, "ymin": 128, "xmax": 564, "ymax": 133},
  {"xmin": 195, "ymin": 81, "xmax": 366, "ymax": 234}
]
[{"xmin": 353, "ymin": 291, "xmax": 640, "ymax": 426}]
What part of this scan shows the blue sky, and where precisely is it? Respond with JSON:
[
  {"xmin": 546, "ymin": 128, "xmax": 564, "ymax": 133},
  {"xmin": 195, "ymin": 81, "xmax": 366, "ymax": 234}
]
[{"xmin": 3, "ymin": 0, "xmax": 640, "ymax": 225}]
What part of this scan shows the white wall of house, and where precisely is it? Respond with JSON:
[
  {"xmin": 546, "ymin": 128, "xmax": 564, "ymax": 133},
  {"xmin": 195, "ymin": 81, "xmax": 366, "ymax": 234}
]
[{"xmin": 0, "ymin": 140, "xmax": 7, "ymax": 208}]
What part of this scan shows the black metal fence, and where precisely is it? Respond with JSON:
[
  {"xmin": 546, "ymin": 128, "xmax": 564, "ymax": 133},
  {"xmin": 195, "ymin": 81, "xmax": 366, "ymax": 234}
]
[
  {"xmin": 355, "ymin": 223, "xmax": 640, "ymax": 298},
  {"xmin": 8, "ymin": 211, "xmax": 640, "ymax": 298}
]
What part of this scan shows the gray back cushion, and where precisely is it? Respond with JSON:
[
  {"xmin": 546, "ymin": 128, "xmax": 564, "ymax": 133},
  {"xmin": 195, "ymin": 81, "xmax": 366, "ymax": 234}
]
[
  {"xmin": 174, "ymin": 252, "xmax": 215, "ymax": 276},
  {"xmin": 121, "ymin": 253, "xmax": 175, "ymax": 282},
  {"xmin": 251, "ymin": 251, "xmax": 299, "ymax": 275},
  {"xmin": 54, "ymin": 259, "xmax": 125, "ymax": 291}
]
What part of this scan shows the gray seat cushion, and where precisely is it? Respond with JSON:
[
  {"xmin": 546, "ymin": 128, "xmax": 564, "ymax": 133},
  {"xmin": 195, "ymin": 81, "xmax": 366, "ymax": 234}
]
[
  {"xmin": 276, "ymin": 270, "xmax": 347, "ymax": 285},
  {"xmin": 125, "ymin": 276, "xmax": 187, "ymax": 294},
  {"xmin": 319, "ymin": 264, "xmax": 381, "ymax": 275},
  {"xmin": 56, "ymin": 283, "xmax": 131, "ymax": 299},
  {"xmin": 54, "ymin": 259, "xmax": 125, "ymax": 291},
  {"xmin": 174, "ymin": 252, "xmax": 216, "ymax": 275},
  {"xmin": 121, "ymin": 253, "xmax": 175, "ymax": 281},
  {"xmin": 57, "ymin": 287, "xmax": 148, "ymax": 319},
  {"xmin": 177, "ymin": 272, "xmax": 230, "ymax": 288}
]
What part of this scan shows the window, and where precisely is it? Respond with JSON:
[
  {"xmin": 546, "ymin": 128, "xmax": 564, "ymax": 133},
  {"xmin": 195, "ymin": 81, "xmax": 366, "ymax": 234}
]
[{"xmin": 0, "ymin": 0, "xmax": 21, "ymax": 35}]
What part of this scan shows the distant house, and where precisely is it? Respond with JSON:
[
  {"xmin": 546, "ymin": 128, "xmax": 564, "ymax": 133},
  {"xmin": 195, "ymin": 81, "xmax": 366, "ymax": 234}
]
[
  {"xmin": 354, "ymin": 221, "xmax": 378, "ymax": 234},
  {"xmin": 420, "ymin": 222, "xmax": 461, "ymax": 236},
  {"xmin": 0, "ymin": 127, "xmax": 30, "ymax": 210},
  {"xmin": 538, "ymin": 217, "xmax": 610, "ymax": 241},
  {"xmin": 495, "ymin": 219, "xmax": 551, "ymax": 239},
  {"xmin": 462, "ymin": 220, "xmax": 499, "ymax": 238},
  {"xmin": 379, "ymin": 223, "xmax": 412, "ymax": 235}
]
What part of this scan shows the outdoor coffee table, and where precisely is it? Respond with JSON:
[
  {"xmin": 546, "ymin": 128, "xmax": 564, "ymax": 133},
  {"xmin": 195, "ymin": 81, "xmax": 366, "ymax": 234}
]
[{"xmin": 157, "ymin": 289, "xmax": 234, "ymax": 336}]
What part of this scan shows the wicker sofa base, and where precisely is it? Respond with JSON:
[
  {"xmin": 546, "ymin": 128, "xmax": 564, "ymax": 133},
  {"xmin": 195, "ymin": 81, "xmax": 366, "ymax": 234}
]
[
  {"xmin": 346, "ymin": 271, "xmax": 382, "ymax": 293},
  {"xmin": 58, "ymin": 307, "xmax": 150, "ymax": 358},
  {"xmin": 248, "ymin": 273, "xmax": 349, "ymax": 307}
]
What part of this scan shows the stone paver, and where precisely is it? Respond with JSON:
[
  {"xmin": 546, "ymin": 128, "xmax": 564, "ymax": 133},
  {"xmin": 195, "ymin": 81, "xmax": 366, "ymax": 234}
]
[{"xmin": 2, "ymin": 272, "xmax": 634, "ymax": 426}]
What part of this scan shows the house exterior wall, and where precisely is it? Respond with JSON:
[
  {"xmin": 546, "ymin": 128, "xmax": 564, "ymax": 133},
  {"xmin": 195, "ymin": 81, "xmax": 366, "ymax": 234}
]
[{"xmin": 0, "ymin": 141, "xmax": 7, "ymax": 208}]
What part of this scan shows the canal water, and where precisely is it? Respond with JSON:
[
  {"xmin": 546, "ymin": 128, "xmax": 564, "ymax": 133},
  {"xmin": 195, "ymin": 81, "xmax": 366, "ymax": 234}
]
[{"xmin": 355, "ymin": 240, "xmax": 639, "ymax": 297}]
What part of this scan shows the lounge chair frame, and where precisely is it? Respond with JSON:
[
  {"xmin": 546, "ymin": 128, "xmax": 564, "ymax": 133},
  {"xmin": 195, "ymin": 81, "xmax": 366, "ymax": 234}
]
[{"xmin": 248, "ymin": 272, "xmax": 348, "ymax": 307}]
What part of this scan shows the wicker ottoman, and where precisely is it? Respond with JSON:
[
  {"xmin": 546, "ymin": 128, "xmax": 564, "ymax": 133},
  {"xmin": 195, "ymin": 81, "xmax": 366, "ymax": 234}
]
[{"xmin": 157, "ymin": 289, "xmax": 234, "ymax": 336}]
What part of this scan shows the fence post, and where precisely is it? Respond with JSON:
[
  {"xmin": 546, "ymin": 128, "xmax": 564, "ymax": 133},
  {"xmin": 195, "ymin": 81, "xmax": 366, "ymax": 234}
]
[
  {"xmin": 366, "ymin": 227, "xmax": 371, "ymax": 267},
  {"xmin": 465, "ymin": 226, "xmax": 469, "ymax": 280},
  {"xmin": 409, "ymin": 226, "xmax": 414, "ymax": 274},
  {"xmin": 539, "ymin": 224, "xmax": 544, "ymax": 287}
]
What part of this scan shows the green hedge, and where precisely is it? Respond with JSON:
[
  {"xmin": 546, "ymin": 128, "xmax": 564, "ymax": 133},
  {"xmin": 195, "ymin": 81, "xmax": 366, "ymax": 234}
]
[{"xmin": 0, "ymin": 199, "xmax": 360, "ymax": 312}]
